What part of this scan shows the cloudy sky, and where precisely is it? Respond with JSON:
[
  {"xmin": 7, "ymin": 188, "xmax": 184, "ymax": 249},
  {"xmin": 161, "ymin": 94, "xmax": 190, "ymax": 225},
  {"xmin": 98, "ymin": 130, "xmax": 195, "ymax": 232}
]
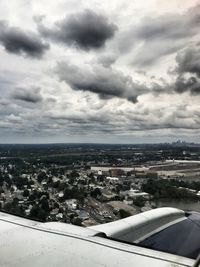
[{"xmin": 0, "ymin": 0, "xmax": 200, "ymax": 144}]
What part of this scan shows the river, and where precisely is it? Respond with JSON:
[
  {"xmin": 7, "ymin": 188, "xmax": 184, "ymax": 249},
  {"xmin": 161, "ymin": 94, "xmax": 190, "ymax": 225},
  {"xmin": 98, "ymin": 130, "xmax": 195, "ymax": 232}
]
[{"xmin": 153, "ymin": 199, "xmax": 200, "ymax": 212}]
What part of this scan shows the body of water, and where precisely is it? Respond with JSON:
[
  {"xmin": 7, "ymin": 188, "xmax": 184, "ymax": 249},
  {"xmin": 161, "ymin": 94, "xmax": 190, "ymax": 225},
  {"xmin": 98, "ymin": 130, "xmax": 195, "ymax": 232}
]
[{"xmin": 154, "ymin": 199, "xmax": 200, "ymax": 212}]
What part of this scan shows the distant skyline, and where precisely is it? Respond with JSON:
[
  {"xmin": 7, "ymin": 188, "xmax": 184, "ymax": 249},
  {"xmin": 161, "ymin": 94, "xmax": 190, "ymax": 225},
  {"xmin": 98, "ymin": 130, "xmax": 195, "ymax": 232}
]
[
  {"xmin": 0, "ymin": 137, "xmax": 199, "ymax": 145},
  {"xmin": 0, "ymin": 0, "xmax": 200, "ymax": 143}
]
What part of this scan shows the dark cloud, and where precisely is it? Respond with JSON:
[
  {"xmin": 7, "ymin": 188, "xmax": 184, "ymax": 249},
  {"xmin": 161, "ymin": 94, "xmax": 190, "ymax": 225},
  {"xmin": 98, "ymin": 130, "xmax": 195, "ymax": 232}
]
[
  {"xmin": 56, "ymin": 62, "xmax": 147, "ymax": 102},
  {"xmin": 148, "ymin": 44, "xmax": 200, "ymax": 95},
  {"xmin": 0, "ymin": 21, "xmax": 49, "ymax": 58},
  {"xmin": 173, "ymin": 44, "xmax": 200, "ymax": 94},
  {"xmin": 174, "ymin": 76, "xmax": 200, "ymax": 94},
  {"xmin": 12, "ymin": 87, "xmax": 43, "ymax": 103},
  {"xmin": 176, "ymin": 45, "xmax": 200, "ymax": 77},
  {"xmin": 38, "ymin": 10, "xmax": 117, "ymax": 50}
]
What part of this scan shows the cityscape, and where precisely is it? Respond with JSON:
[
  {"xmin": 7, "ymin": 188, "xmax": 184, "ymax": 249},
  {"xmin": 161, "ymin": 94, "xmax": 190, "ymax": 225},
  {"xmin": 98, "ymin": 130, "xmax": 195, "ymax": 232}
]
[{"xmin": 1, "ymin": 142, "xmax": 200, "ymax": 226}]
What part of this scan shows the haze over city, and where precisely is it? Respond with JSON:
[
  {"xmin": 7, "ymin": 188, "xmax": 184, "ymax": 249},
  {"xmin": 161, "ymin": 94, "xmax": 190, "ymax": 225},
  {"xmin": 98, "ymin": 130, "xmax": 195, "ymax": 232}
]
[{"xmin": 0, "ymin": 0, "xmax": 200, "ymax": 143}]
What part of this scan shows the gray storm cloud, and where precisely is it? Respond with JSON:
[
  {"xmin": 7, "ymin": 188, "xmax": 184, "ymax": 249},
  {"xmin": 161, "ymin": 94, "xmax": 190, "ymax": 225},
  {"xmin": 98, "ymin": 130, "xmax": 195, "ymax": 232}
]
[
  {"xmin": 56, "ymin": 62, "xmax": 148, "ymax": 102},
  {"xmin": 37, "ymin": 10, "xmax": 117, "ymax": 50},
  {"xmin": 174, "ymin": 44, "xmax": 200, "ymax": 94},
  {"xmin": 12, "ymin": 87, "xmax": 43, "ymax": 103},
  {"xmin": 0, "ymin": 21, "xmax": 49, "ymax": 58},
  {"xmin": 174, "ymin": 76, "xmax": 200, "ymax": 94},
  {"xmin": 176, "ymin": 45, "xmax": 200, "ymax": 77}
]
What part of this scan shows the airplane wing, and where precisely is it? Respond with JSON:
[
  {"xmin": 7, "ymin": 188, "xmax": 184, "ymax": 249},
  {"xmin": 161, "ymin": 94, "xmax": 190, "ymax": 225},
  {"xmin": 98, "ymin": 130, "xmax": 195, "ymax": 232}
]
[
  {"xmin": 0, "ymin": 207, "xmax": 197, "ymax": 267},
  {"xmin": 91, "ymin": 207, "xmax": 200, "ymax": 260}
]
